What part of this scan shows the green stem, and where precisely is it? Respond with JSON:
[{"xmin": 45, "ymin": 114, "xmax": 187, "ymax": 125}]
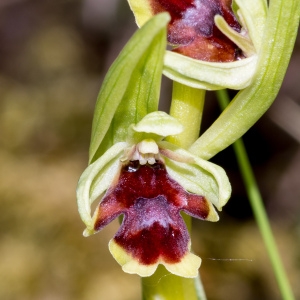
[
  {"xmin": 216, "ymin": 89, "xmax": 295, "ymax": 300},
  {"xmin": 168, "ymin": 81, "xmax": 206, "ymax": 149},
  {"xmin": 141, "ymin": 82, "xmax": 207, "ymax": 300},
  {"xmin": 168, "ymin": 81, "xmax": 206, "ymax": 232},
  {"xmin": 142, "ymin": 265, "xmax": 206, "ymax": 300}
]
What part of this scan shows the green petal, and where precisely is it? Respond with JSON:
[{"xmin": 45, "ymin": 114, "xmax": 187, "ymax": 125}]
[
  {"xmin": 218, "ymin": 0, "xmax": 267, "ymax": 54},
  {"xmin": 214, "ymin": 15, "xmax": 256, "ymax": 57},
  {"xmin": 89, "ymin": 13, "xmax": 169, "ymax": 163},
  {"xmin": 77, "ymin": 142, "xmax": 127, "ymax": 232},
  {"xmin": 234, "ymin": 0, "xmax": 267, "ymax": 51},
  {"xmin": 160, "ymin": 142, "xmax": 231, "ymax": 211},
  {"xmin": 163, "ymin": 51, "xmax": 257, "ymax": 90}
]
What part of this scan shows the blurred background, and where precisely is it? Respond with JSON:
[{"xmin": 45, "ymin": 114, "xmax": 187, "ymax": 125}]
[{"xmin": 0, "ymin": 1, "xmax": 299, "ymax": 299}]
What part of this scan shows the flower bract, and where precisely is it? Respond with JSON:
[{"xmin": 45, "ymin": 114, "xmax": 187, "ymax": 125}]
[{"xmin": 77, "ymin": 111, "xmax": 231, "ymax": 277}]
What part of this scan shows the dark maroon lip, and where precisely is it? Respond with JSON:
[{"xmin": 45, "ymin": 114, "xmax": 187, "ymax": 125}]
[
  {"xmin": 94, "ymin": 161, "xmax": 211, "ymax": 265},
  {"xmin": 149, "ymin": 0, "xmax": 244, "ymax": 62}
]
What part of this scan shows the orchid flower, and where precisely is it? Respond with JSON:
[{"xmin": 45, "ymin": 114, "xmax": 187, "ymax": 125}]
[
  {"xmin": 127, "ymin": 0, "xmax": 267, "ymax": 90},
  {"xmin": 76, "ymin": 13, "xmax": 231, "ymax": 278},
  {"xmin": 77, "ymin": 111, "xmax": 231, "ymax": 277}
]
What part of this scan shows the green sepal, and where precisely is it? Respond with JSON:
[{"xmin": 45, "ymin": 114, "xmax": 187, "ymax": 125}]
[
  {"xmin": 89, "ymin": 13, "xmax": 170, "ymax": 163},
  {"xmin": 189, "ymin": 0, "xmax": 300, "ymax": 160},
  {"xmin": 163, "ymin": 52, "xmax": 257, "ymax": 90},
  {"xmin": 160, "ymin": 141, "xmax": 231, "ymax": 212},
  {"xmin": 77, "ymin": 142, "xmax": 127, "ymax": 232}
]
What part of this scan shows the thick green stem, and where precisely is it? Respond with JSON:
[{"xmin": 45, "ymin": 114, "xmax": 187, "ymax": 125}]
[
  {"xmin": 168, "ymin": 82, "xmax": 206, "ymax": 232},
  {"xmin": 141, "ymin": 82, "xmax": 207, "ymax": 300},
  {"xmin": 142, "ymin": 265, "xmax": 205, "ymax": 300},
  {"xmin": 168, "ymin": 81, "xmax": 206, "ymax": 149},
  {"xmin": 216, "ymin": 89, "xmax": 295, "ymax": 300}
]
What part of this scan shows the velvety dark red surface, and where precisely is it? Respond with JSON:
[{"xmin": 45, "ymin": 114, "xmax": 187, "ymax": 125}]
[
  {"xmin": 153, "ymin": 0, "xmax": 195, "ymax": 20},
  {"xmin": 150, "ymin": 0, "xmax": 243, "ymax": 61},
  {"xmin": 94, "ymin": 161, "xmax": 210, "ymax": 265}
]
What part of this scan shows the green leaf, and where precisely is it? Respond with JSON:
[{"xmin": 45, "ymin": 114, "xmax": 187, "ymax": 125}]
[
  {"xmin": 190, "ymin": 0, "xmax": 300, "ymax": 160},
  {"xmin": 89, "ymin": 13, "xmax": 169, "ymax": 163}
]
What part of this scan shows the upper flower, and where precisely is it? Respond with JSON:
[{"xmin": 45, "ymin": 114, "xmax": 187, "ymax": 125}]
[
  {"xmin": 127, "ymin": 0, "xmax": 267, "ymax": 89},
  {"xmin": 136, "ymin": 0, "xmax": 245, "ymax": 62},
  {"xmin": 77, "ymin": 111, "xmax": 231, "ymax": 278}
]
